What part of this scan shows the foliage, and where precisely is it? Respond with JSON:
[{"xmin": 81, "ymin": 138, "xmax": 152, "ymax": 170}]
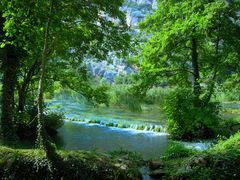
[
  {"xmin": 211, "ymin": 131, "xmax": 240, "ymax": 152},
  {"xmin": 0, "ymin": 0, "xmax": 131, "ymax": 144},
  {"xmin": 173, "ymin": 132, "xmax": 240, "ymax": 179},
  {"xmin": 109, "ymin": 149, "xmax": 144, "ymax": 179},
  {"xmin": 134, "ymin": 0, "xmax": 240, "ymax": 140},
  {"xmin": 163, "ymin": 141, "xmax": 197, "ymax": 160},
  {"xmin": 110, "ymin": 149, "xmax": 143, "ymax": 165},
  {"xmin": 0, "ymin": 146, "xmax": 139, "ymax": 180},
  {"xmin": 216, "ymin": 85, "xmax": 240, "ymax": 102},
  {"xmin": 108, "ymin": 85, "xmax": 142, "ymax": 112},
  {"xmin": 15, "ymin": 107, "xmax": 64, "ymax": 140},
  {"xmin": 107, "ymin": 84, "xmax": 172, "ymax": 112},
  {"xmin": 43, "ymin": 112, "xmax": 64, "ymax": 130},
  {"xmin": 138, "ymin": 0, "xmax": 240, "ymax": 86},
  {"xmin": 144, "ymin": 87, "xmax": 170, "ymax": 105},
  {"xmin": 114, "ymin": 74, "xmax": 136, "ymax": 85},
  {"xmin": 218, "ymin": 116, "xmax": 240, "ymax": 138},
  {"xmin": 164, "ymin": 88, "xmax": 221, "ymax": 140}
]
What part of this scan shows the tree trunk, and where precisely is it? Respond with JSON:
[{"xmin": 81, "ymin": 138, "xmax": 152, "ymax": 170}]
[
  {"xmin": 191, "ymin": 37, "xmax": 201, "ymax": 103},
  {"xmin": 18, "ymin": 89, "xmax": 26, "ymax": 112},
  {"xmin": 18, "ymin": 59, "xmax": 40, "ymax": 112},
  {"xmin": 36, "ymin": 0, "xmax": 61, "ymax": 172},
  {"xmin": 1, "ymin": 45, "xmax": 19, "ymax": 141},
  {"xmin": 37, "ymin": 15, "xmax": 50, "ymax": 150},
  {"xmin": 203, "ymin": 36, "xmax": 220, "ymax": 104},
  {"xmin": 0, "ymin": 12, "xmax": 19, "ymax": 141}
]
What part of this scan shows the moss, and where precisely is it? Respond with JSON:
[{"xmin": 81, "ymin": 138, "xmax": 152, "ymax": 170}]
[
  {"xmin": 88, "ymin": 120, "xmax": 97, "ymax": 124},
  {"xmin": 137, "ymin": 125, "xmax": 145, "ymax": 130},
  {"xmin": 154, "ymin": 127, "xmax": 161, "ymax": 132},
  {"xmin": 0, "ymin": 146, "xmax": 139, "ymax": 180},
  {"xmin": 118, "ymin": 124, "xmax": 127, "ymax": 128},
  {"xmin": 106, "ymin": 123, "xmax": 114, "ymax": 127}
]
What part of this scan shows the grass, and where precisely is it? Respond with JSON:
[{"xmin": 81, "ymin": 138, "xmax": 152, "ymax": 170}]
[
  {"xmin": 107, "ymin": 85, "xmax": 171, "ymax": 112},
  {"xmin": 160, "ymin": 132, "xmax": 240, "ymax": 179},
  {"xmin": 162, "ymin": 141, "xmax": 197, "ymax": 160},
  {"xmin": 107, "ymin": 85, "xmax": 142, "ymax": 112},
  {"xmin": 0, "ymin": 145, "xmax": 141, "ymax": 180}
]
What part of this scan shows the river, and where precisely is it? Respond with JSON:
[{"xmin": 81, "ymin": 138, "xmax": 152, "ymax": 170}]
[{"xmin": 48, "ymin": 99, "xmax": 168, "ymax": 159}]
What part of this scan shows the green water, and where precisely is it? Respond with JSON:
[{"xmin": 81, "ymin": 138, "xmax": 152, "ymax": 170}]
[
  {"xmin": 48, "ymin": 99, "xmax": 168, "ymax": 159},
  {"xmin": 48, "ymin": 99, "xmax": 167, "ymax": 132},
  {"xmin": 55, "ymin": 121, "xmax": 168, "ymax": 159},
  {"xmin": 49, "ymin": 99, "xmax": 233, "ymax": 158}
]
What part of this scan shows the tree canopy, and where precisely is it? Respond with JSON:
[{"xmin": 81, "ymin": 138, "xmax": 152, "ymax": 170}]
[{"xmin": 136, "ymin": 0, "xmax": 240, "ymax": 102}]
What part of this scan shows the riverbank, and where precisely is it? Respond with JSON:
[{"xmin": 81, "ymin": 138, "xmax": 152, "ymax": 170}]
[
  {"xmin": 1, "ymin": 132, "xmax": 239, "ymax": 179},
  {"xmin": 145, "ymin": 132, "xmax": 240, "ymax": 179},
  {"xmin": 0, "ymin": 146, "xmax": 142, "ymax": 179}
]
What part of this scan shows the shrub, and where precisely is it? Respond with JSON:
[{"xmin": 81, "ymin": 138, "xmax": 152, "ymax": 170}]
[
  {"xmin": 108, "ymin": 85, "xmax": 142, "ymax": 112},
  {"xmin": 164, "ymin": 88, "xmax": 221, "ymax": 140},
  {"xmin": 218, "ymin": 117, "xmax": 240, "ymax": 137},
  {"xmin": 163, "ymin": 141, "xmax": 196, "ymax": 160},
  {"xmin": 43, "ymin": 112, "xmax": 64, "ymax": 130},
  {"xmin": 175, "ymin": 133, "xmax": 240, "ymax": 179},
  {"xmin": 143, "ymin": 87, "xmax": 170, "ymax": 105},
  {"xmin": 15, "ymin": 105, "xmax": 64, "ymax": 140}
]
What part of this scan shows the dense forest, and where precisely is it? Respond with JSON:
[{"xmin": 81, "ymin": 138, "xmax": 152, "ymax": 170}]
[{"xmin": 0, "ymin": 0, "xmax": 240, "ymax": 179}]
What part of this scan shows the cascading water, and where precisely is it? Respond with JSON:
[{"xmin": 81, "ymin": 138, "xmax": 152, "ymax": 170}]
[{"xmin": 48, "ymin": 98, "xmax": 169, "ymax": 159}]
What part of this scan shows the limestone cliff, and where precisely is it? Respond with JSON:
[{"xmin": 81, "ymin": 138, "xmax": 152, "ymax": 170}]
[{"xmin": 87, "ymin": 0, "xmax": 157, "ymax": 83}]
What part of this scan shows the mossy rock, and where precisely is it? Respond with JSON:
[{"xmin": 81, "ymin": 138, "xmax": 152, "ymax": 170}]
[
  {"xmin": 106, "ymin": 123, "xmax": 114, "ymax": 127},
  {"xmin": 118, "ymin": 124, "xmax": 127, "ymax": 128},
  {"xmin": 154, "ymin": 127, "xmax": 161, "ymax": 132},
  {"xmin": 137, "ymin": 125, "xmax": 145, "ymax": 130}
]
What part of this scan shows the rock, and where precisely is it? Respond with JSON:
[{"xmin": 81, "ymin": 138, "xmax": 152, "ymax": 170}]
[
  {"xmin": 149, "ymin": 160, "xmax": 163, "ymax": 170},
  {"xmin": 120, "ymin": 164, "xmax": 128, "ymax": 170},
  {"xmin": 124, "ymin": 67, "xmax": 133, "ymax": 74},
  {"xmin": 84, "ymin": 0, "xmax": 157, "ymax": 82},
  {"xmin": 98, "ymin": 69, "xmax": 105, "ymax": 76},
  {"xmin": 93, "ymin": 67, "xmax": 101, "ymax": 76},
  {"xmin": 149, "ymin": 169, "xmax": 166, "ymax": 179},
  {"xmin": 114, "ymin": 163, "xmax": 128, "ymax": 170},
  {"xmin": 103, "ymin": 71, "xmax": 117, "ymax": 82},
  {"xmin": 194, "ymin": 157, "xmax": 208, "ymax": 166}
]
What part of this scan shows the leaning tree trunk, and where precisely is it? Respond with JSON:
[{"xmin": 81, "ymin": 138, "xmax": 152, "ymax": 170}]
[
  {"xmin": 36, "ymin": 0, "xmax": 61, "ymax": 173},
  {"xmin": 191, "ymin": 37, "xmax": 201, "ymax": 105},
  {"xmin": 36, "ymin": 18, "xmax": 50, "ymax": 151}
]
